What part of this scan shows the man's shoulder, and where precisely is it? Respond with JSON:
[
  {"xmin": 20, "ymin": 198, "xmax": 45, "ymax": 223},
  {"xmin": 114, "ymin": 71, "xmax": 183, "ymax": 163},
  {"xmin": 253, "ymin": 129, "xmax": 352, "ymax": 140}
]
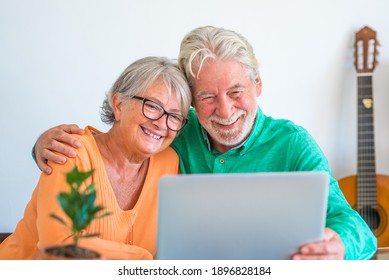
[
  {"xmin": 262, "ymin": 115, "xmax": 308, "ymax": 136},
  {"xmin": 186, "ymin": 107, "xmax": 199, "ymax": 125},
  {"xmin": 175, "ymin": 108, "xmax": 201, "ymax": 140}
]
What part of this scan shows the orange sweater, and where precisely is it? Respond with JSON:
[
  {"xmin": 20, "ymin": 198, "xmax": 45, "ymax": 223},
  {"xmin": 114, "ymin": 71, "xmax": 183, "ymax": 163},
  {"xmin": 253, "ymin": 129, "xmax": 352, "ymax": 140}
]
[{"xmin": 0, "ymin": 126, "xmax": 180, "ymax": 259}]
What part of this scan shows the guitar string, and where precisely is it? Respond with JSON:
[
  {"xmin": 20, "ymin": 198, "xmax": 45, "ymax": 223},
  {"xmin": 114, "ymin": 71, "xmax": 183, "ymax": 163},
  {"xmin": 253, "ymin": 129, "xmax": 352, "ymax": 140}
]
[{"xmin": 357, "ymin": 74, "xmax": 377, "ymax": 228}]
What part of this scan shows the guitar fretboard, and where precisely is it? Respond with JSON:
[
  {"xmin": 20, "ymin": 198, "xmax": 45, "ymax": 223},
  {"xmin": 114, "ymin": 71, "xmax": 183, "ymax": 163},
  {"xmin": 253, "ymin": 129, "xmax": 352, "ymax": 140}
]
[{"xmin": 357, "ymin": 74, "xmax": 377, "ymax": 208}]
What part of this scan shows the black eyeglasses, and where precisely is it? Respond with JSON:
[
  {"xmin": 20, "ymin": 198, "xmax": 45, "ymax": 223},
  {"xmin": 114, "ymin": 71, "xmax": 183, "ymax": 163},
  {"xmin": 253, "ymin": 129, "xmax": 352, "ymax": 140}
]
[{"xmin": 132, "ymin": 96, "xmax": 187, "ymax": 132}]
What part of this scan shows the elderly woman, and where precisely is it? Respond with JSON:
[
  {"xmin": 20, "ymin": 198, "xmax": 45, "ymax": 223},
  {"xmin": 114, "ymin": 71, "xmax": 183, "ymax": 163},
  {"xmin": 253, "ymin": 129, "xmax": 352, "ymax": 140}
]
[{"xmin": 0, "ymin": 56, "xmax": 191, "ymax": 259}]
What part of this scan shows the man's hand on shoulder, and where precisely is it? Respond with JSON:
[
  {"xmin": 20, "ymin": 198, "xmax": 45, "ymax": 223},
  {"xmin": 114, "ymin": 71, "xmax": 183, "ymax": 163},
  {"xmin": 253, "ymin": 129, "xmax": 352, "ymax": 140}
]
[{"xmin": 34, "ymin": 124, "xmax": 85, "ymax": 174}]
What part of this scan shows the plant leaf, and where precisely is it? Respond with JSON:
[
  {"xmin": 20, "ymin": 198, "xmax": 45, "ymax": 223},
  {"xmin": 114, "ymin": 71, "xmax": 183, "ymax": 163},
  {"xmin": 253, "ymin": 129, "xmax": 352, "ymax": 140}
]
[
  {"xmin": 95, "ymin": 212, "xmax": 111, "ymax": 219},
  {"xmin": 49, "ymin": 213, "xmax": 67, "ymax": 226},
  {"xmin": 50, "ymin": 165, "xmax": 110, "ymax": 248},
  {"xmin": 82, "ymin": 233, "xmax": 100, "ymax": 239},
  {"xmin": 66, "ymin": 166, "xmax": 94, "ymax": 187}
]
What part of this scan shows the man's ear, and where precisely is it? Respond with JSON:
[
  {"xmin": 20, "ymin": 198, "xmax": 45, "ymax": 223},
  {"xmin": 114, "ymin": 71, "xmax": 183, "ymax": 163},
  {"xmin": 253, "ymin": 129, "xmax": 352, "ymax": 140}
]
[
  {"xmin": 255, "ymin": 75, "xmax": 262, "ymax": 97},
  {"xmin": 112, "ymin": 94, "xmax": 123, "ymax": 121}
]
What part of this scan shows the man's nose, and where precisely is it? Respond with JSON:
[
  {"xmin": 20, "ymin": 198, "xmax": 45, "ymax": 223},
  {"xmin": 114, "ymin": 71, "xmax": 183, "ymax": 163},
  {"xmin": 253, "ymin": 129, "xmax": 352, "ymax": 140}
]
[{"xmin": 216, "ymin": 96, "xmax": 234, "ymax": 118}]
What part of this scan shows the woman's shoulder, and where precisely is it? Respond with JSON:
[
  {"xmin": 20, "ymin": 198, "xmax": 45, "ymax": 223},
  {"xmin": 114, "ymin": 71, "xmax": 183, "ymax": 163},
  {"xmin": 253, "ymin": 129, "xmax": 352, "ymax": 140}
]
[
  {"xmin": 74, "ymin": 126, "xmax": 101, "ymax": 152},
  {"xmin": 153, "ymin": 146, "xmax": 178, "ymax": 161},
  {"xmin": 150, "ymin": 147, "xmax": 179, "ymax": 174},
  {"xmin": 63, "ymin": 126, "xmax": 102, "ymax": 171}
]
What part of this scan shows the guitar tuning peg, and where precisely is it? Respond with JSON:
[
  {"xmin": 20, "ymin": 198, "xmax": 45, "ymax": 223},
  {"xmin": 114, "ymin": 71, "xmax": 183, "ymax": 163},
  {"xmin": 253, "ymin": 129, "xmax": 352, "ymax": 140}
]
[{"xmin": 376, "ymin": 40, "xmax": 381, "ymax": 47}]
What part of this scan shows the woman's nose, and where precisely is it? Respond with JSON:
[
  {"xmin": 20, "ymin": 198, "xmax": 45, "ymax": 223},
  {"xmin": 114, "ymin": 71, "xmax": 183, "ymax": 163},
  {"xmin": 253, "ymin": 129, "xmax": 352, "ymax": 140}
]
[{"xmin": 152, "ymin": 113, "xmax": 169, "ymax": 129}]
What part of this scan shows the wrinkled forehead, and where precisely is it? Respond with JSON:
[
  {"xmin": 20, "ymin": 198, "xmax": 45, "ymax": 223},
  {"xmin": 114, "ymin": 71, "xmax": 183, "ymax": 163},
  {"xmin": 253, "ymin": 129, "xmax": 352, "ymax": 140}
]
[{"xmin": 191, "ymin": 57, "xmax": 254, "ymax": 85}]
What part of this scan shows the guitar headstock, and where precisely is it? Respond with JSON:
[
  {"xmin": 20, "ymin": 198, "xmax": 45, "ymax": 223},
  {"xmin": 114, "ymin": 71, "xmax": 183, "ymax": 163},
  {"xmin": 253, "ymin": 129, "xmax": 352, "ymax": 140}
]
[{"xmin": 354, "ymin": 26, "xmax": 379, "ymax": 73}]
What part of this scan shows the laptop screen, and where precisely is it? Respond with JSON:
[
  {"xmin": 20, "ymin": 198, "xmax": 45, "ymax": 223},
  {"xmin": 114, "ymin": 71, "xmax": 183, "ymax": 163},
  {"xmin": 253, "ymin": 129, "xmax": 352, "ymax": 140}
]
[{"xmin": 156, "ymin": 171, "xmax": 328, "ymax": 260}]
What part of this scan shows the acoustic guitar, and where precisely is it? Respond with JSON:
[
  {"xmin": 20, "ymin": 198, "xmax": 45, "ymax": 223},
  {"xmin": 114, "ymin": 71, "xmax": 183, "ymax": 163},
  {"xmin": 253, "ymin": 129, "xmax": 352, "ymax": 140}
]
[{"xmin": 338, "ymin": 26, "xmax": 389, "ymax": 247}]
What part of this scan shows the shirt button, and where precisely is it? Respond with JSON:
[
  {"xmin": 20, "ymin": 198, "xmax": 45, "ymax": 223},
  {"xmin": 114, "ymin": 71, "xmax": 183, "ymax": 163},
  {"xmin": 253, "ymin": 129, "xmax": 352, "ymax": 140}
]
[{"xmin": 219, "ymin": 159, "xmax": 225, "ymax": 164}]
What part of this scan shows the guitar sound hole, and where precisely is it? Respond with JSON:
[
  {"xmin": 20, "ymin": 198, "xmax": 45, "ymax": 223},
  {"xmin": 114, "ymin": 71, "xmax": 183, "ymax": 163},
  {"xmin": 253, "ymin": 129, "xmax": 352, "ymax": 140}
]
[{"xmin": 358, "ymin": 207, "xmax": 380, "ymax": 230}]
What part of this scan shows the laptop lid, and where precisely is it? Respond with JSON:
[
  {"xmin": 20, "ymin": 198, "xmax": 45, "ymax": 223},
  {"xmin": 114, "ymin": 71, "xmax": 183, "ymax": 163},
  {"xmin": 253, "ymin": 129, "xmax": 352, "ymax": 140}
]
[{"xmin": 156, "ymin": 171, "xmax": 329, "ymax": 260}]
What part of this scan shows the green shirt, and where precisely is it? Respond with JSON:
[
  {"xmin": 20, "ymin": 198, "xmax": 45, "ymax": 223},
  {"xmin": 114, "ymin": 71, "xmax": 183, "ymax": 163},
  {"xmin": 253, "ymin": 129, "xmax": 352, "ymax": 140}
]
[{"xmin": 171, "ymin": 107, "xmax": 377, "ymax": 260}]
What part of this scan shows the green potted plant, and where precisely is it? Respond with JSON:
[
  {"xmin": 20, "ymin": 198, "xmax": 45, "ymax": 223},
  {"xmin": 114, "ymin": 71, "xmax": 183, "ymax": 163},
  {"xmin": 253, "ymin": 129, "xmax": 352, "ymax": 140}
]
[{"xmin": 38, "ymin": 166, "xmax": 110, "ymax": 259}]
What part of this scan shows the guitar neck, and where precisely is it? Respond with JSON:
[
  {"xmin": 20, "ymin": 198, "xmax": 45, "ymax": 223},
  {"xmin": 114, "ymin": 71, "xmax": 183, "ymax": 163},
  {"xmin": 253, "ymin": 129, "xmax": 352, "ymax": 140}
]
[{"xmin": 357, "ymin": 74, "xmax": 377, "ymax": 207}]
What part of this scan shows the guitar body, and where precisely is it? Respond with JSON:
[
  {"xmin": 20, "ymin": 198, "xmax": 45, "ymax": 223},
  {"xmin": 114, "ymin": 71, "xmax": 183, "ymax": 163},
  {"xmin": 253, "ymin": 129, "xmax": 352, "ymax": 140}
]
[{"xmin": 339, "ymin": 175, "xmax": 389, "ymax": 247}]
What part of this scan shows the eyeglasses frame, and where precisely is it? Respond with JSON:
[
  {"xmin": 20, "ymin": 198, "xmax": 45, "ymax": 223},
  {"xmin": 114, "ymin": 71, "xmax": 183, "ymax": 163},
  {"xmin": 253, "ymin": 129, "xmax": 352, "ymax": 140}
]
[{"xmin": 131, "ymin": 95, "xmax": 188, "ymax": 132}]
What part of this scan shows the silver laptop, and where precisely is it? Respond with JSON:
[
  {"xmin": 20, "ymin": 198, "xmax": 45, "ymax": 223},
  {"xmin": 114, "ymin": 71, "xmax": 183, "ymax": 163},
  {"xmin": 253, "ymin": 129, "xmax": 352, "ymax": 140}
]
[{"xmin": 156, "ymin": 171, "xmax": 329, "ymax": 260}]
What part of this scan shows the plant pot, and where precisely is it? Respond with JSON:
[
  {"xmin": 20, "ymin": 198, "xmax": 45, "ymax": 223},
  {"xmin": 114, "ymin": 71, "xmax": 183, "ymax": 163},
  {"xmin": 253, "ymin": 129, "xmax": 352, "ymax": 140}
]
[{"xmin": 33, "ymin": 244, "xmax": 102, "ymax": 260}]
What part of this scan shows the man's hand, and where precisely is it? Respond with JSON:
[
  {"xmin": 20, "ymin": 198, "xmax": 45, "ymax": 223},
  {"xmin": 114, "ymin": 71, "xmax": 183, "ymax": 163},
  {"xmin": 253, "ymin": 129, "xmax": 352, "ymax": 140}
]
[
  {"xmin": 291, "ymin": 228, "xmax": 345, "ymax": 260},
  {"xmin": 34, "ymin": 124, "xmax": 85, "ymax": 174}
]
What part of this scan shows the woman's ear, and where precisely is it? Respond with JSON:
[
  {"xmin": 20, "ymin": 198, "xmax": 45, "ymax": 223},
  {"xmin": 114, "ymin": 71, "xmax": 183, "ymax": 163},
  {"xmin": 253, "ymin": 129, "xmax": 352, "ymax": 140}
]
[{"xmin": 112, "ymin": 94, "xmax": 123, "ymax": 122}]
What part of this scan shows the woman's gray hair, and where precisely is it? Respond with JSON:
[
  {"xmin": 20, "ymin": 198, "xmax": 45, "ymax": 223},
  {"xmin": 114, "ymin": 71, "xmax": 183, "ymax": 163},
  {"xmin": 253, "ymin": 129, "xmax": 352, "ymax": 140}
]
[
  {"xmin": 100, "ymin": 56, "xmax": 192, "ymax": 124},
  {"xmin": 178, "ymin": 26, "xmax": 259, "ymax": 89}
]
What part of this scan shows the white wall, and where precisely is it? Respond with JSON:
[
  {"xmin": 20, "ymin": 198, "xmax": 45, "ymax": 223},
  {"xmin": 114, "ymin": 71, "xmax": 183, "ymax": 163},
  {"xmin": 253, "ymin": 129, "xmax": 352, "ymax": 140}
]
[{"xmin": 0, "ymin": 0, "xmax": 388, "ymax": 232}]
